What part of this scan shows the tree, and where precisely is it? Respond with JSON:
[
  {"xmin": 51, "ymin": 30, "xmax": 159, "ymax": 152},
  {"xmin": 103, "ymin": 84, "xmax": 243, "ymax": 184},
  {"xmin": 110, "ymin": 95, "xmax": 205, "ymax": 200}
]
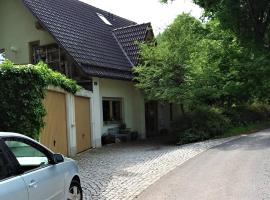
[
  {"xmin": 135, "ymin": 14, "xmax": 205, "ymax": 108},
  {"xmin": 161, "ymin": 0, "xmax": 270, "ymax": 50},
  {"xmin": 135, "ymin": 14, "xmax": 270, "ymax": 109}
]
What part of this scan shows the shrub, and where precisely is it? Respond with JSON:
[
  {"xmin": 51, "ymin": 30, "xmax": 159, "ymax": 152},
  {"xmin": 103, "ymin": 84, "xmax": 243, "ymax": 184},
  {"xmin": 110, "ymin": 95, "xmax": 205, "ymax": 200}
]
[
  {"xmin": 176, "ymin": 129, "xmax": 208, "ymax": 145},
  {"xmin": 0, "ymin": 60, "xmax": 80, "ymax": 139},
  {"xmin": 173, "ymin": 107, "xmax": 231, "ymax": 144},
  {"xmin": 224, "ymin": 104, "xmax": 270, "ymax": 126}
]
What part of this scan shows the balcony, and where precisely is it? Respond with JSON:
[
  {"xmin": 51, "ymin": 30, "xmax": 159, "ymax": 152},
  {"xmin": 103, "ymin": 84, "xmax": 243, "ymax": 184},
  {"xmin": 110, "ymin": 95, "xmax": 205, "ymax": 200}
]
[{"xmin": 31, "ymin": 43, "xmax": 67, "ymax": 75}]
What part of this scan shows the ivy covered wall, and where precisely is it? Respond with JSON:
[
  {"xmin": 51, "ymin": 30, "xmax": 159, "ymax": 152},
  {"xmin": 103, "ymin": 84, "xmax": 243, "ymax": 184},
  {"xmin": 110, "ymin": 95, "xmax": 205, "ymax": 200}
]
[{"xmin": 0, "ymin": 61, "xmax": 80, "ymax": 139}]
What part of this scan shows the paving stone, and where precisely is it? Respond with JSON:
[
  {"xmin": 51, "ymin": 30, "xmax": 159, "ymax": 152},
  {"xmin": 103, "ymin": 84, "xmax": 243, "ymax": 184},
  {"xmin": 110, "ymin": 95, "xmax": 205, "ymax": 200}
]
[{"xmin": 76, "ymin": 137, "xmax": 236, "ymax": 200}]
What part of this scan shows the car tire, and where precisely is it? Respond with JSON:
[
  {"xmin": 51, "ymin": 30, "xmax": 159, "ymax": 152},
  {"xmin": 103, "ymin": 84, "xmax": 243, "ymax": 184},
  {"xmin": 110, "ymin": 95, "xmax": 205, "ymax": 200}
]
[{"xmin": 67, "ymin": 180, "xmax": 83, "ymax": 200}]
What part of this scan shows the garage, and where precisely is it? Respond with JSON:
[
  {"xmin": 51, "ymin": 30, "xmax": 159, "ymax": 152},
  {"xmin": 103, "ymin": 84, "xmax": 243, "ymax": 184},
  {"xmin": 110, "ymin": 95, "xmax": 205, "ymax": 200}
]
[
  {"xmin": 40, "ymin": 90, "xmax": 68, "ymax": 155},
  {"xmin": 75, "ymin": 96, "xmax": 92, "ymax": 153}
]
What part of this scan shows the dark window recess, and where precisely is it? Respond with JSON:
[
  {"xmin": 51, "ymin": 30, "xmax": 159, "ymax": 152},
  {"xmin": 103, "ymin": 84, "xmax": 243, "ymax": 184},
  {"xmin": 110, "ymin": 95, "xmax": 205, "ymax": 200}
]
[
  {"xmin": 30, "ymin": 43, "xmax": 68, "ymax": 75},
  {"xmin": 102, "ymin": 99, "xmax": 122, "ymax": 124},
  {"xmin": 77, "ymin": 80, "xmax": 93, "ymax": 91},
  {"xmin": 0, "ymin": 149, "xmax": 13, "ymax": 181},
  {"xmin": 103, "ymin": 100, "xmax": 110, "ymax": 122},
  {"xmin": 112, "ymin": 101, "xmax": 121, "ymax": 121}
]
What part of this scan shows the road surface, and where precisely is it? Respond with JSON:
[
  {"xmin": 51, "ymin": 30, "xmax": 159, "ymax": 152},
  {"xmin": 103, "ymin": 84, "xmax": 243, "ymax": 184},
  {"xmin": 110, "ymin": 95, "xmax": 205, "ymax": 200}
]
[{"xmin": 136, "ymin": 130, "xmax": 270, "ymax": 200}]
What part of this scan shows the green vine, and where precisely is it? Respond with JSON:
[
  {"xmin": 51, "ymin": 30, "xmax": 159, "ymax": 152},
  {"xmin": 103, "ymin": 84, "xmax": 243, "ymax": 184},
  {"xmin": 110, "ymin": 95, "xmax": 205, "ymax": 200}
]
[{"xmin": 0, "ymin": 60, "xmax": 80, "ymax": 139}]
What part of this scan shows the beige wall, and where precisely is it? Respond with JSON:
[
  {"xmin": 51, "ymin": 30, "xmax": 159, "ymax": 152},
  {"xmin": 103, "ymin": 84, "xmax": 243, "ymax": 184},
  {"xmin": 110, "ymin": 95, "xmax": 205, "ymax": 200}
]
[
  {"xmin": 99, "ymin": 78, "xmax": 146, "ymax": 138},
  {"xmin": 0, "ymin": 0, "xmax": 55, "ymax": 64}
]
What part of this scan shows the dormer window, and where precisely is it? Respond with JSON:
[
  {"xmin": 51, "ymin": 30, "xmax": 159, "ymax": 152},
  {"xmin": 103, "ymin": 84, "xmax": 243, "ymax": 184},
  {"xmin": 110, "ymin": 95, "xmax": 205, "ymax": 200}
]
[{"xmin": 97, "ymin": 13, "xmax": 112, "ymax": 26}]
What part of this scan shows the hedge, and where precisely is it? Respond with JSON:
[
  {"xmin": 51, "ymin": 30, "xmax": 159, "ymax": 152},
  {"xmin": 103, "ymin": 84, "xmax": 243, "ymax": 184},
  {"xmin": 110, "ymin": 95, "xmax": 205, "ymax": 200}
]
[{"xmin": 0, "ymin": 60, "xmax": 80, "ymax": 139}]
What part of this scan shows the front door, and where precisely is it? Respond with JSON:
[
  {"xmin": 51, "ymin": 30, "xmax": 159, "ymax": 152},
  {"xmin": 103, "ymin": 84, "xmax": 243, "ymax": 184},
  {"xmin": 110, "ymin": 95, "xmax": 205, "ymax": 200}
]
[{"xmin": 145, "ymin": 101, "xmax": 158, "ymax": 137}]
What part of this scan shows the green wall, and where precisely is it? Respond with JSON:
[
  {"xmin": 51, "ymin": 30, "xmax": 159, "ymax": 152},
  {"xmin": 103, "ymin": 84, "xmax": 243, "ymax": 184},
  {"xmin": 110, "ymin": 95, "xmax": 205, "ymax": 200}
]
[{"xmin": 0, "ymin": 0, "xmax": 55, "ymax": 64}]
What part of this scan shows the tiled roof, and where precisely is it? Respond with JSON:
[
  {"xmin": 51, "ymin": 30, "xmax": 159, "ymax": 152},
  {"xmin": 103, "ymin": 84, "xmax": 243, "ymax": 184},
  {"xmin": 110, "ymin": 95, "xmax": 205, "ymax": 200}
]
[
  {"xmin": 22, "ymin": 0, "xmax": 152, "ymax": 80},
  {"xmin": 113, "ymin": 23, "xmax": 152, "ymax": 66}
]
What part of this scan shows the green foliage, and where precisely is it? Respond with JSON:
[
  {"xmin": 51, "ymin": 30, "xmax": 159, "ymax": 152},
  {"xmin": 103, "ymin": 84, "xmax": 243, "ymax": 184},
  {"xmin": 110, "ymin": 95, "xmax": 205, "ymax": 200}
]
[
  {"xmin": 162, "ymin": 0, "xmax": 270, "ymax": 51},
  {"xmin": 224, "ymin": 104, "xmax": 270, "ymax": 126},
  {"xmin": 174, "ymin": 107, "xmax": 231, "ymax": 144},
  {"xmin": 174, "ymin": 104, "xmax": 270, "ymax": 144},
  {"xmin": 0, "ymin": 60, "xmax": 80, "ymax": 139},
  {"xmin": 135, "ymin": 14, "xmax": 207, "ymax": 105},
  {"xmin": 135, "ymin": 14, "xmax": 270, "ymax": 108},
  {"xmin": 223, "ymin": 121, "xmax": 270, "ymax": 138}
]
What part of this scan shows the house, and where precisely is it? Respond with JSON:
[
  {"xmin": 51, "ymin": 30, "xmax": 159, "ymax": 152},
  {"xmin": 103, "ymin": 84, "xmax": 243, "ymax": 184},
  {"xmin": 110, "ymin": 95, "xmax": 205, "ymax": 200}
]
[{"xmin": 0, "ymin": 0, "xmax": 177, "ymax": 156}]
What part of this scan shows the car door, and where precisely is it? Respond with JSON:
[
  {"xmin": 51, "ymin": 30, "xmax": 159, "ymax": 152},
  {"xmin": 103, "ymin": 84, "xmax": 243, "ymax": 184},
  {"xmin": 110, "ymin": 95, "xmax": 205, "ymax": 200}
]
[
  {"xmin": 0, "ymin": 140, "xmax": 28, "ymax": 200},
  {"xmin": 3, "ymin": 137, "xmax": 66, "ymax": 200}
]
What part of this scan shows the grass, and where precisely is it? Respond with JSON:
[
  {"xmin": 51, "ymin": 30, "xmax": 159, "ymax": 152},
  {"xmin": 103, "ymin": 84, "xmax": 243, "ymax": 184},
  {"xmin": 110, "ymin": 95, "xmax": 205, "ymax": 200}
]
[{"xmin": 219, "ymin": 121, "xmax": 270, "ymax": 138}]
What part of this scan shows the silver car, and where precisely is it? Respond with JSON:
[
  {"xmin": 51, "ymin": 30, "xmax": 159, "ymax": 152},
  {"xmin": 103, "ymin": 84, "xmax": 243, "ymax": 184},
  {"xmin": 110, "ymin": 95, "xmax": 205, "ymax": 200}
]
[{"xmin": 0, "ymin": 132, "xmax": 83, "ymax": 200}]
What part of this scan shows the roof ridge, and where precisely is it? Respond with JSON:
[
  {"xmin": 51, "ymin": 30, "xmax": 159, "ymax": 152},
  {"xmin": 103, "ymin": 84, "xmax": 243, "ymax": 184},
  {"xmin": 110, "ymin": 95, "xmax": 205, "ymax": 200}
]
[
  {"xmin": 112, "ymin": 32, "xmax": 134, "ymax": 66},
  {"xmin": 113, "ymin": 22, "xmax": 151, "ymax": 32}
]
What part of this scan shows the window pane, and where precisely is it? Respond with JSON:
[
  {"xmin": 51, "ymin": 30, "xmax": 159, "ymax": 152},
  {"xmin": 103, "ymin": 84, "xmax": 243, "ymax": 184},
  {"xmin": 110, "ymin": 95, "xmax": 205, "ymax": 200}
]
[
  {"xmin": 112, "ymin": 101, "xmax": 121, "ymax": 121},
  {"xmin": 0, "ymin": 150, "xmax": 12, "ymax": 180},
  {"xmin": 103, "ymin": 100, "xmax": 110, "ymax": 122},
  {"xmin": 5, "ymin": 141, "xmax": 48, "ymax": 167}
]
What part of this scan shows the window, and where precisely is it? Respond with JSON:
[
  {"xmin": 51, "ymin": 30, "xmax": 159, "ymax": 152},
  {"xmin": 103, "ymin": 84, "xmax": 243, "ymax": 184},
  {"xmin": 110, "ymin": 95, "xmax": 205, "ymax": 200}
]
[
  {"xmin": 97, "ymin": 13, "xmax": 112, "ymax": 25},
  {"xmin": 0, "ymin": 48, "xmax": 5, "ymax": 63},
  {"xmin": 29, "ymin": 42, "xmax": 67, "ymax": 74},
  {"xmin": 29, "ymin": 41, "xmax": 40, "ymax": 64},
  {"xmin": 5, "ymin": 140, "xmax": 49, "ymax": 172},
  {"xmin": 0, "ymin": 149, "xmax": 13, "ymax": 181},
  {"xmin": 103, "ymin": 98, "xmax": 122, "ymax": 124}
]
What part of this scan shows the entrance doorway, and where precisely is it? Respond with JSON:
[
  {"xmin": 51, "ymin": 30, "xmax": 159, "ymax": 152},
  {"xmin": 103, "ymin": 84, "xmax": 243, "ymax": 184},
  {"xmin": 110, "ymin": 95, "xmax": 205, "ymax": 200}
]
[{"xmin": 145, "ymin": 101, "xmax": 158, "ymax": 137}]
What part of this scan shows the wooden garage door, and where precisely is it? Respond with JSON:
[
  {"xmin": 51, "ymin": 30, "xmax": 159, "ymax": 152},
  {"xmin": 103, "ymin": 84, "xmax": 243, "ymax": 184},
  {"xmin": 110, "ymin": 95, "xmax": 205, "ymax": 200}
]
[
  {"xmin": 40, "ymin": 90, "xmax": 68, "ymax": 155},
  {"xmin": 75, "ymin": 96, "xmax": 91, "ymax": 153}
]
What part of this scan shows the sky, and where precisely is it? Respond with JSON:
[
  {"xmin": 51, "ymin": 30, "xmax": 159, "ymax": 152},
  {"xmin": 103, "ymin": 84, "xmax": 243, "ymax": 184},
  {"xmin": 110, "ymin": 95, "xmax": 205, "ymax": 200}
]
[{"xmin": 80, "ymin": 0, "xmax": 203, "ymax": 34}]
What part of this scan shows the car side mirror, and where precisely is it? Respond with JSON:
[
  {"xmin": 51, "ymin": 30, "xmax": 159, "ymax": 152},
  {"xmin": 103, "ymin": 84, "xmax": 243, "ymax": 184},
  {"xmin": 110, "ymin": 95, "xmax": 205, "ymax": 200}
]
[{"xmin": 53, "ymin": 153, "xmax": 64, "ymax": 164}]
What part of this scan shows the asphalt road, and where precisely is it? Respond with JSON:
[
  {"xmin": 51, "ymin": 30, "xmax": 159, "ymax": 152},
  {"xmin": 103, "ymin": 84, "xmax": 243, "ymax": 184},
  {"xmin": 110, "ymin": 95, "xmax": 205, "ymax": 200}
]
[{"xmin": 136, "ymin": 130, "xmax": 270, "ymax": 200}]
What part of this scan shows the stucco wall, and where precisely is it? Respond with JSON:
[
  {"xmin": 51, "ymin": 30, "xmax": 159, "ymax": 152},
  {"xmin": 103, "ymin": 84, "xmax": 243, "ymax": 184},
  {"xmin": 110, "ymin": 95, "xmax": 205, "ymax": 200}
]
[
  {"xmin": 0, "ymin": 0, "xmax": 55, "ymax": 64},
  {"xmin": 99, "ymin": 78, "xmax": 146, "ymax": 138}
]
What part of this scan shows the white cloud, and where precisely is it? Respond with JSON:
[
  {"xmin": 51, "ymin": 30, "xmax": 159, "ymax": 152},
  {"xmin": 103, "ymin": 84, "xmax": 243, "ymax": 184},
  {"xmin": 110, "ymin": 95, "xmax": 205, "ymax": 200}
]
[{"xmin": 80, "ymin": 0, "xmax": 203, "ymax": 34}]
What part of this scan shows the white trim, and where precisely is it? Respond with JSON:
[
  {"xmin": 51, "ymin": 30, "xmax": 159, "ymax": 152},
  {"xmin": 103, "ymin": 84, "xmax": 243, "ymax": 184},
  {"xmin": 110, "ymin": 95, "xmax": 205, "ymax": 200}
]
[
  {"xmin": 76, "ymin": 88, "xmax": 92, "ymax": 98},
  {"xmin": 91, "ymin": 77, "xmax": 102, "ymax": 147},
  {"xmin": 47, "ymin": 85, "xmax": 67, "ymax": 94},
  {"xmin": 66, "ymin": 93, "xmax": 76, "ymax": 157}
]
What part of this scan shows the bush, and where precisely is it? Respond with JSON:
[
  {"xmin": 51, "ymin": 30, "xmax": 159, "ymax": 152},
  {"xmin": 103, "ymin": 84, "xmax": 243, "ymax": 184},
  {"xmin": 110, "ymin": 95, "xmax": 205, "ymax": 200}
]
[
  {"xmin": 173, "ymin": 107, "xmax": 231, "ymax": 144},
  {"xmin": 174, "ymin": 104, "xmax": 270, "ymax": 144},
  {"xmin": 176, "ymin": 129, "xmax": 208, "ymax": 145},
  {"xmin": 224, "ymin": 104, "xmax": 270, "ymax": 126},
  {"xmin": 0, "ymin": 60, "xmax": 80, "ymax": 139}
]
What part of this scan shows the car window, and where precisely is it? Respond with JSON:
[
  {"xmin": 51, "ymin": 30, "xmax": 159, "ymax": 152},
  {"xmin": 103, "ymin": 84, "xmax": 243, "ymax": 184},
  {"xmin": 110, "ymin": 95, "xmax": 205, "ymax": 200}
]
[
  {"xmin": 0, "ymin": 148, "xmax": 13, "ymax": 181},
  {"xmin": 5, "ymin": 140, "xmax": 49, "ymax": 170}
]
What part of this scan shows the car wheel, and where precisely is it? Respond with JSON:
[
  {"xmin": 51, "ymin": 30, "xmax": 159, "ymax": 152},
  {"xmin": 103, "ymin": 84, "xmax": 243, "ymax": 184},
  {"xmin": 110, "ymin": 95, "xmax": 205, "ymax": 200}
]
[{"xmin": 67, "ymin": 180, "xmax": 83, "ymax": 200}]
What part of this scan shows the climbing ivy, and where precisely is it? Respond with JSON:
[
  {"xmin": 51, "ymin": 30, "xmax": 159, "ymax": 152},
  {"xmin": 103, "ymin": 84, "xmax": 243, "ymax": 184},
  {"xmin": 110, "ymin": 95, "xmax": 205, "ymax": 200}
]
[{"xmin": 0, "ymin": 60, "xmax": 80, "ymax": 139}]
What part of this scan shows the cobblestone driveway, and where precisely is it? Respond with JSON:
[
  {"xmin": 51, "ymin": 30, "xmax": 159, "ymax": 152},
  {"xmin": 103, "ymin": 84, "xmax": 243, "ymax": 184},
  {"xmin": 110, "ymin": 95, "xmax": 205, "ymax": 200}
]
[{"xmin": 76, "ymin": 137, "xmax": 236, "ymax": 200}]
